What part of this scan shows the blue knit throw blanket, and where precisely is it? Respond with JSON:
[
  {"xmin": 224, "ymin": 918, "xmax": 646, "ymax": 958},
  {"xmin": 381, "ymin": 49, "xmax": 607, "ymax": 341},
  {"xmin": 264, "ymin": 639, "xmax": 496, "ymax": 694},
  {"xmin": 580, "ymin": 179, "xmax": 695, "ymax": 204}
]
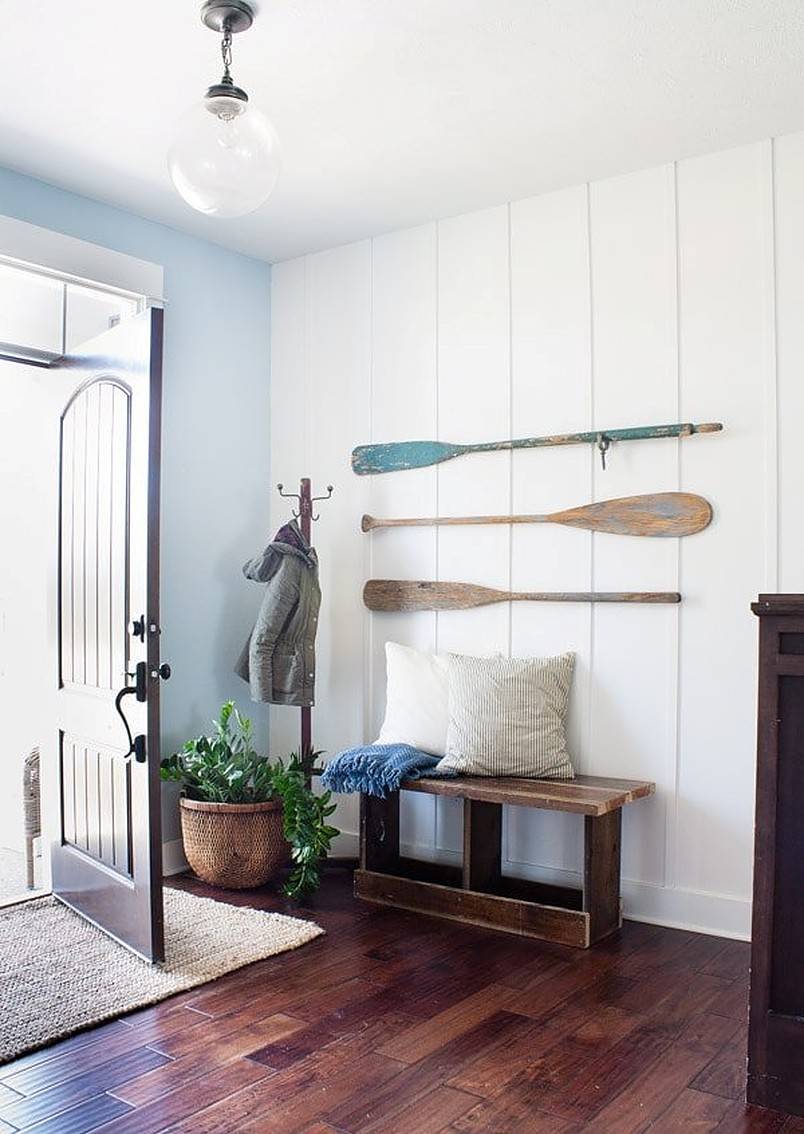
[{"xmin": 320, "ymin": 743, "xmax": 454, "ymax": 797}]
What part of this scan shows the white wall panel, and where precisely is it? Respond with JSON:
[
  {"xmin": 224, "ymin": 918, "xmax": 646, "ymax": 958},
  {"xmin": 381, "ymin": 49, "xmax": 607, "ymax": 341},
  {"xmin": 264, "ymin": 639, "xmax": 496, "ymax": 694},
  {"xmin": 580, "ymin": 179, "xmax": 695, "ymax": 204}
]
[
  {"xmin": 305, "ymin": 243, "xmax": 372, "ymax": 839},
  {"xmin": 435, "ymin": 207, "xmax": 511, "ymax": 852},
  {"xmin": 269, "ymin": 257, "xmax": 309, "ymax": 757},
  {"xmin": 268, "ymin": 131, "xmax": 804, "ymax": 937},
  {"xmin": 589, "ymin": 165, "xmax": 679, "ymax": 887},
  {"xmin": 676, "ymin": 142, "xmax": 771, "ymax": 902},
  {"xmin": 507, "ymin": 185, "xmax": 591, "ymax": 878},
  {"xmin": 369, "ymin": 225, "xmax": 439, "ymax": 850}
]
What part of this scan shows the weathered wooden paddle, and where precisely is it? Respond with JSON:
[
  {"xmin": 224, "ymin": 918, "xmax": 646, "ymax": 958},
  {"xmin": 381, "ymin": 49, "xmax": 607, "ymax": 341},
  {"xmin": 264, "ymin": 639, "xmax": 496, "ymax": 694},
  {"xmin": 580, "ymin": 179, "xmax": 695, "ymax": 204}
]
[
  {"xmin": 352, "ymin": 421, "xmax": 722, "ymax": 475},
  {"xmin": 364, "ymin": 580, "xmax": 681, "ymax": 612},
  {"xmin": 362, "ymin": 492, "xmax": 711, "ymax": 538}
]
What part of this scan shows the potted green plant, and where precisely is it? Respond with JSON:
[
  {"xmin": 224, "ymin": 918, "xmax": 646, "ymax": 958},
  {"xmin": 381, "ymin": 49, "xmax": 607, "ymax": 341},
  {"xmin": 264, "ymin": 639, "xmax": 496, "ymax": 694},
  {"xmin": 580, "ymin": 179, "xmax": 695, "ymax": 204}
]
[{"xmin": 160, "ymin": 701, "xmax": 339, "ymax": 898}]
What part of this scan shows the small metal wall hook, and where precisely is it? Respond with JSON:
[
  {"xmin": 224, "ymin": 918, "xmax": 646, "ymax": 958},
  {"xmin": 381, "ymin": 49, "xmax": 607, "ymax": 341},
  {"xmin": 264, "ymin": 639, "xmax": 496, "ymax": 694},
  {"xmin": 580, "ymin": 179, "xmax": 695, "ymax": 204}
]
[{"xmin": 596, "ymin": 434, "xmax": 611, "ymax": 471}]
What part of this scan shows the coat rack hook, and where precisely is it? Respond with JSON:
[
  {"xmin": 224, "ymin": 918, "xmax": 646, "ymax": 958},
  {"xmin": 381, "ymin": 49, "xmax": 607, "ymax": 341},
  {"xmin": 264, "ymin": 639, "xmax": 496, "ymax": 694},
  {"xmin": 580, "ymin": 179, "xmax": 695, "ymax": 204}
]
[
  {"xmin": 310, "ymin": 484, "xmax": 334, "ymax": 520},
  {"xmin": 276, "ymin": 482, "xmax": 302, "ymax": 518}
]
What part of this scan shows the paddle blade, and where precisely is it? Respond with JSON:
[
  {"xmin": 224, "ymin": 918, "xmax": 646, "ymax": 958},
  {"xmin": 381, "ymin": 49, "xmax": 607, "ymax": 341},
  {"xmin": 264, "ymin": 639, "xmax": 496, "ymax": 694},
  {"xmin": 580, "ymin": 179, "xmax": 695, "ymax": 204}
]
[
  {"xmin": 549, "ymin": 493, "xmax": 712, "ymax": 537},
  {"xmin": 352, "ymin": 440, "xmax": 463, "ymax": 475},
  {"xmin": 363, "ymin": 580, "xmax": 505, "ymax": 612}
]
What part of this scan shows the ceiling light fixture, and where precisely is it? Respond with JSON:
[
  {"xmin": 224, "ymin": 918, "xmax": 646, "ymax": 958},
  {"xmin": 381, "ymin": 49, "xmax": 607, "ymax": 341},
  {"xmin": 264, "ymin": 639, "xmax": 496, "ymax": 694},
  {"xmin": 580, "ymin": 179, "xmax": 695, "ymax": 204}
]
[{"xmin": 168, "ymin": 1, "xmax": 280, "ymax": 218}]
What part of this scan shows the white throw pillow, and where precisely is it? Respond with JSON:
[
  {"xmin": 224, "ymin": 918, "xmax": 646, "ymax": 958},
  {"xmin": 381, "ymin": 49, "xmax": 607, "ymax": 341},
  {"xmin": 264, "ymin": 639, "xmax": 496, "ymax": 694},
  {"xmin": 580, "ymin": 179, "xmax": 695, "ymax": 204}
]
[
  {"xmin": 437, "ymin": 652, "xmax": 576, "ymax": 779},
  {"xmin": 375, "ymin": 641, "xmax": 449, "ymax": 756}
]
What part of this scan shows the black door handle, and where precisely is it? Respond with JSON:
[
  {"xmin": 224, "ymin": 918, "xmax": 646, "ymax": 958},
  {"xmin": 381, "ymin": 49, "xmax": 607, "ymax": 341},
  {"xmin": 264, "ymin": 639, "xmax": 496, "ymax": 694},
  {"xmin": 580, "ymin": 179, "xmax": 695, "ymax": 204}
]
[{"xmin": 115, "ymin": 661, "xmax": 147, "ymax": 762}]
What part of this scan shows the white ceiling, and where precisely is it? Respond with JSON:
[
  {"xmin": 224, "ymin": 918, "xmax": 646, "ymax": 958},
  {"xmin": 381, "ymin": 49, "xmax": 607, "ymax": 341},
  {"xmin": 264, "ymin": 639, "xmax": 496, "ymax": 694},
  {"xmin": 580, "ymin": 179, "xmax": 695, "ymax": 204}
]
[{"xmin": 2, "ymin": 1, "xmax": 804, "ymax": 263}]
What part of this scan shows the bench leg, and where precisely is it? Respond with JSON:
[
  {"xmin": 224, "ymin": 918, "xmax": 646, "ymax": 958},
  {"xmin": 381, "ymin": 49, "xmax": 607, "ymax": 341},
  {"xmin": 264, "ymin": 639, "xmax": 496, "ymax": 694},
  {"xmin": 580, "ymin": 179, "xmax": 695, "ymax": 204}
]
[
  {"xmin": 584, "ymin": 809, "xmax": 622, "ymax": 944},
  {"xmin": 360, "ymin": 792, "xmax": 400, "ymax": 873},
  {"xmin": 462, "ymin": 799, "xmax": 502, "ymax": 891}
]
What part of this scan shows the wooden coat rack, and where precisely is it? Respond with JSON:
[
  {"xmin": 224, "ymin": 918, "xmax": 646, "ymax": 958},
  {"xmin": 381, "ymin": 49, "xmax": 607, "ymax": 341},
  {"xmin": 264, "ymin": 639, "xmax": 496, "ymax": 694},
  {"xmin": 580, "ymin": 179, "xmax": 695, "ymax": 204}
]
[{"xmin": 276, "ymin": 478, "xmax": 333, "ymax": 774}]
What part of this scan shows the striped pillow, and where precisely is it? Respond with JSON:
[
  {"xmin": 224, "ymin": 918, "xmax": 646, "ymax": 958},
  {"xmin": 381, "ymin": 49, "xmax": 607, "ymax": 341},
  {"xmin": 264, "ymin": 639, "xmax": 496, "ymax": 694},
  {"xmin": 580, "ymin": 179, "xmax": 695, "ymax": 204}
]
[{"xmin": 437, "ymin": 652, "xmax": 576, "ymax": 779}]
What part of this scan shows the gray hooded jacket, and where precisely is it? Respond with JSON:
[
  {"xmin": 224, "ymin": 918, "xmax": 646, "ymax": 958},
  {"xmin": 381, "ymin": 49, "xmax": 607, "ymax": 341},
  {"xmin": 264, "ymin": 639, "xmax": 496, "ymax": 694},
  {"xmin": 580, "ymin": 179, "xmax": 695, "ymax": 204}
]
[{"xmin": 235, "ymin": 521, "xmax": 321, "ymax": 706}]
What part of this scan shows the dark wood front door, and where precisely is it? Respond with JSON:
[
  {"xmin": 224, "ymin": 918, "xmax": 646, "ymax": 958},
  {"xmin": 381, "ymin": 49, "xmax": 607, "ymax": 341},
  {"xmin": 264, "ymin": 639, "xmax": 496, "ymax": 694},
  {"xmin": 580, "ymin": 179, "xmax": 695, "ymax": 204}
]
[{"xmin": 49, "ymin": 308, "xmax": 165, "ymax": 962}]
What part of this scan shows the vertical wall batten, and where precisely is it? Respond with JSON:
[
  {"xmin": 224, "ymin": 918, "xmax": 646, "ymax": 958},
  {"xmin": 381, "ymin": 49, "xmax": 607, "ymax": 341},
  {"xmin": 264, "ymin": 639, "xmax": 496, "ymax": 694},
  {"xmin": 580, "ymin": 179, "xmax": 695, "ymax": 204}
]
[
  {"xmin": 762, "ymin": 139, "xmax": 779, "ymax": 594},
  {"xmin": 775, "ymin": 135, "xmax": 804, "ymax": 595}
]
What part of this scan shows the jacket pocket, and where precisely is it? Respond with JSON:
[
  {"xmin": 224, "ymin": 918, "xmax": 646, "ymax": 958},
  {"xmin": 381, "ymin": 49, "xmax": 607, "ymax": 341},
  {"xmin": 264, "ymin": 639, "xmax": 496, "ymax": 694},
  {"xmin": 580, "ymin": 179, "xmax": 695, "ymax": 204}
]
[{"xmin": 272, "ymin": 651, "xmax": 304, "ymax": 696}]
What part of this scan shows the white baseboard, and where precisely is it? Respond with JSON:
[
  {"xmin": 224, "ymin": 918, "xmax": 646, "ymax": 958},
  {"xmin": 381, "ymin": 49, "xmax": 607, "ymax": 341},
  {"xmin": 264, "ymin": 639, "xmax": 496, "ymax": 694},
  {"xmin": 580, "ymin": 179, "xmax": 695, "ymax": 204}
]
[
  {"xmin": 335, "ymin": 831, "xmax": 751, "ymax": 941},
  {"xmin": 162, "ymin": 838, "xmax": 187, "ymax": 877},
  {"xmin": 328, "ymin": 831, "xmax": 360, "ymax": 858}
]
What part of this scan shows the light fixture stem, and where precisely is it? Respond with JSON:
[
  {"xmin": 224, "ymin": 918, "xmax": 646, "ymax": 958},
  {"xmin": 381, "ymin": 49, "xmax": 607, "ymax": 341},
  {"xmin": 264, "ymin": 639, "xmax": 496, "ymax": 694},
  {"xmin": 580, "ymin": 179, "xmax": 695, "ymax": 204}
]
[{"xmin": 221, "ymin": 28, "xmax": 234, "ymax": 80}]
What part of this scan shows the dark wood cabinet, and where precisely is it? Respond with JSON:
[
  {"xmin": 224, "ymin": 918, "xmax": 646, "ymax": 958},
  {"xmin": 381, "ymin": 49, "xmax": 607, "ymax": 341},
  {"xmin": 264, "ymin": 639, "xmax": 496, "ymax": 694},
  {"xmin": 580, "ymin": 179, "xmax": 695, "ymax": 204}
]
[{"xmin": 748, "ymin": 594, "xmax": 804, "ymax": 1116}]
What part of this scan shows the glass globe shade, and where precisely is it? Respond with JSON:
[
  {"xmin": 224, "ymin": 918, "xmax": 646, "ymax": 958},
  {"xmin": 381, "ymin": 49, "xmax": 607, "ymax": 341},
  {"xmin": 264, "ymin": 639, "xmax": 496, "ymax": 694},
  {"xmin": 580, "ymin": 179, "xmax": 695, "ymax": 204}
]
[{"xmin": 168, "ymin": 95, "xmax": 280, "ymax": 218}]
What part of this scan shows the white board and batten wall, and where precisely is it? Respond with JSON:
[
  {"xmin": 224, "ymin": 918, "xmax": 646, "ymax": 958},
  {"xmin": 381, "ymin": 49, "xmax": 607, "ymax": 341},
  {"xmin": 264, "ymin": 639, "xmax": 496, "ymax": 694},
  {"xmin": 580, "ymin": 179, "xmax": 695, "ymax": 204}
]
[{"xmin": 269, "ymin": 131, "xmax": 804, "ymax": 940}]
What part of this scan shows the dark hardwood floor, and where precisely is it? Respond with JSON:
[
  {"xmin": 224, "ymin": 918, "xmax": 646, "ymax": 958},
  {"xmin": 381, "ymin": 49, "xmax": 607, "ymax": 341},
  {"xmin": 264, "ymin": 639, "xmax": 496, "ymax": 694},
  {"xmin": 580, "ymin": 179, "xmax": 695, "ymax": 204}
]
[{"xmin": 0, "ymin": 866, "xmax": 795, "ymax": 1133}]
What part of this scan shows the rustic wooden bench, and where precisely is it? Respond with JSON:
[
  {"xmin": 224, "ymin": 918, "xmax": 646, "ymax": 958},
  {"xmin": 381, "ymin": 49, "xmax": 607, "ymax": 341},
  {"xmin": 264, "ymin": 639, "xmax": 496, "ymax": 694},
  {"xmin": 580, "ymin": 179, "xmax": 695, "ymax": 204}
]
[{"xmin": 354, "ymin": 774, "xmax": 655, "ymax": 948}]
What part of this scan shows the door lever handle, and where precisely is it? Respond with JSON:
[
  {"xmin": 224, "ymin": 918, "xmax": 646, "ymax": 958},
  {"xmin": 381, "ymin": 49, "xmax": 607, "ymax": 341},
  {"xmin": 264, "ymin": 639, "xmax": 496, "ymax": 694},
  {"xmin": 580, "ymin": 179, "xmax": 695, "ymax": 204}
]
[{"xmin": 115, "ymin": 661, "xmax": 147, "ymax": 762}]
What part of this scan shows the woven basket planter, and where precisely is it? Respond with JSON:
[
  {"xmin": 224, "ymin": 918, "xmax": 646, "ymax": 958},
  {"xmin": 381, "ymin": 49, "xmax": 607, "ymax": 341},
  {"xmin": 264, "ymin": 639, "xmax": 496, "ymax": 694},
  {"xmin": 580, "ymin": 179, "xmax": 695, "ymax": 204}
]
[{"xmin": 179, "ymin": 798, "xmax": 290, "ymax": 890}]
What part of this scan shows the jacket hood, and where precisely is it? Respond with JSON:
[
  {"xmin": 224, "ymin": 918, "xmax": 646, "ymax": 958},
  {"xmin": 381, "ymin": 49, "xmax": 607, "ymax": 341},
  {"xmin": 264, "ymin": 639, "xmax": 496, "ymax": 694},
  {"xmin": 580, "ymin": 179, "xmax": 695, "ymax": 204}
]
[{"xmin": 242, "ymin": 519, "xmax": 318, "ymax": 582}]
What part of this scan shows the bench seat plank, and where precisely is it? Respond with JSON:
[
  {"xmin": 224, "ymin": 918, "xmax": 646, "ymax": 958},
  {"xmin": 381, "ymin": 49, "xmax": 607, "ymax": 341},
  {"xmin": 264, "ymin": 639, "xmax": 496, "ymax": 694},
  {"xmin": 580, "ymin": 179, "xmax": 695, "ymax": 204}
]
[{"xmin": 401, "ymin": 773, "xmax": 654, "ymax": 816}]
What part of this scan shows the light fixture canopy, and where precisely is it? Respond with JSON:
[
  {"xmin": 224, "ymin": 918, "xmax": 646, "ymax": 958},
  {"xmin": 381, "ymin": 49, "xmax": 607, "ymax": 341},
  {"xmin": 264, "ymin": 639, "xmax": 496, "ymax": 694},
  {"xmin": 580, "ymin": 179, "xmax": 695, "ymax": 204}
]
[
  {"xmin": 200, "ymin": 0, "xmax": 255, "ymax": 35},
  {"xmin": 168, "ymin": 1, "xmax": 281, "ymax": 219}
]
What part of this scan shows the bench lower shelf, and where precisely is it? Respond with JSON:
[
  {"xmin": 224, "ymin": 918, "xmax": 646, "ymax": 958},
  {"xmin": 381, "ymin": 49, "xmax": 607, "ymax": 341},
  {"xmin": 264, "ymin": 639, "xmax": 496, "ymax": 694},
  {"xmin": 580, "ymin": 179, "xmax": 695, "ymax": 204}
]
[
  {"xmin": 357, "ymin": 786, "xmax": 638, "ymax": 948},
  {"xmin": 354, "ymin": 865, "xmax": 622, "ymax": 948}
]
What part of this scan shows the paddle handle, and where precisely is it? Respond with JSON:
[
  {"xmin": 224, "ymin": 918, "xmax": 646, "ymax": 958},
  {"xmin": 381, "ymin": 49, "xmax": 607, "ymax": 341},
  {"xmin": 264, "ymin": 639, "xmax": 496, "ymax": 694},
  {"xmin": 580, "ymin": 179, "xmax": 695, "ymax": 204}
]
[
  {"xmin": 510, "ymin": 592, "xmax": 681, "ymax": 604},
  {"xmin": 471, "ymin": 421, "xmax": 723, "ymax": 454},
  {"xmin": 362, "ymin": 513, "xmax": 545, "ymax": 531}
]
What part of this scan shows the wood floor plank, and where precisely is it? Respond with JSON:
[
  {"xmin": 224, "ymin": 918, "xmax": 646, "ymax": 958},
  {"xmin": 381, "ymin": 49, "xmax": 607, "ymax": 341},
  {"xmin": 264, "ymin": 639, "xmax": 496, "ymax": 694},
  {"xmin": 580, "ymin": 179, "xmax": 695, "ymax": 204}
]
[
  {"xmin": 649, "ymin": 1087, "xmax": 733, "ymax": 1131},
  {"xmin": 444, "ymin": 1002, "xmax": 625, "ymax": 1097},
  {"xmin": 110, "ymin": 1014, "xmax": 305, "ymax": 1106},
  {"xmin": 14, "ymin": 1092, "xmax": 132, "ymax": 1134},
  {"xmin": 0, "ymin": 1021, "xmax": 133, "ymax": 1080},
  {"xmin": 376, "ymin": 985, "xmax": 518, "ymax": 1064},
  {"xmin": 581, "ymin": 1014, "xmax": 739, "ymax": 1131},
  {"xmin": 0, "ymin": 1085, "xmax": 20, "ymax": 1108},
  {"xmin": 709, "ymin": 977, "xmax": 749, "ymax": 1022},
  {"xmin": 0, "ymin": 1047, "xmax": 169, "ymax": 1129},
  {"xmin": 116, "ymin": 1004, "xmax": 212, "ymax": 1044},
  {"xmin": 453, "ymin": 1094, "xmax": 581, "ymax": 1132},
  {"xmin": 324, "ymin": 1010, "xmax": 533, "ymax": 1132},
  {"xmin": 1, "ymin": 1027, "xmax": 157, "ymax": 1096},
  {"xmin": 93, "ymin": 1056, "xmax": 274, "ymax": 1134},
  {"xmin": 536, "ymin": 983, "xmax": 736, "ymax": 1124},
  {"xmin": 363, "ymin": 1085, "xmax": 478, "ymax": 1133},
  {"xmin": 692, "ymin": 1025, "xmax": 748, "ymax": 1100},
  {"xmin": 700, "ymin": 941, "xmax": 751, "ymax": 982},
  {"xmin": 169, "ymin": 1019, "xmax": 410, "ymax": 1134},
  {"xmin": 150, "ymin": 1005, "xmax": 306, "ymax": 1058}
]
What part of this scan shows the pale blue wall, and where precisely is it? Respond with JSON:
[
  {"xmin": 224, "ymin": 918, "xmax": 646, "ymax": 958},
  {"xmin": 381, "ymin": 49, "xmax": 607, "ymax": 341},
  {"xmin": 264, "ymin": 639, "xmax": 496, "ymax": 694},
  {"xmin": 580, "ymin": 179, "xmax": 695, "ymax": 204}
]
[{"xmin": 0, "ymin": 167, "xmax": 272, "ymax": 840}]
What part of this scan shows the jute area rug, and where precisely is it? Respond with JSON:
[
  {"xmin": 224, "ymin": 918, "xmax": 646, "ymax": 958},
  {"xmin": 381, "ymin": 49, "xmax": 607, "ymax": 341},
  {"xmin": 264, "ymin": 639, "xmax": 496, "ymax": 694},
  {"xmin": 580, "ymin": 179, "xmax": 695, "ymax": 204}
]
[{"xmin": 0, "ymin": 887, "xmax": 324, "ymax": 1064}]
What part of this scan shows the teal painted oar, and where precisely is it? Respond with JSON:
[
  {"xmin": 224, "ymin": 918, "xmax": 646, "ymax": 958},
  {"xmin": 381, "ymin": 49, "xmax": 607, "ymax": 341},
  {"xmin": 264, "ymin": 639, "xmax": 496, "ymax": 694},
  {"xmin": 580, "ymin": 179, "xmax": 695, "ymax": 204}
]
[{"xmin": 352, "ymin": 421, "xmax": 723, "ymax": 476}]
